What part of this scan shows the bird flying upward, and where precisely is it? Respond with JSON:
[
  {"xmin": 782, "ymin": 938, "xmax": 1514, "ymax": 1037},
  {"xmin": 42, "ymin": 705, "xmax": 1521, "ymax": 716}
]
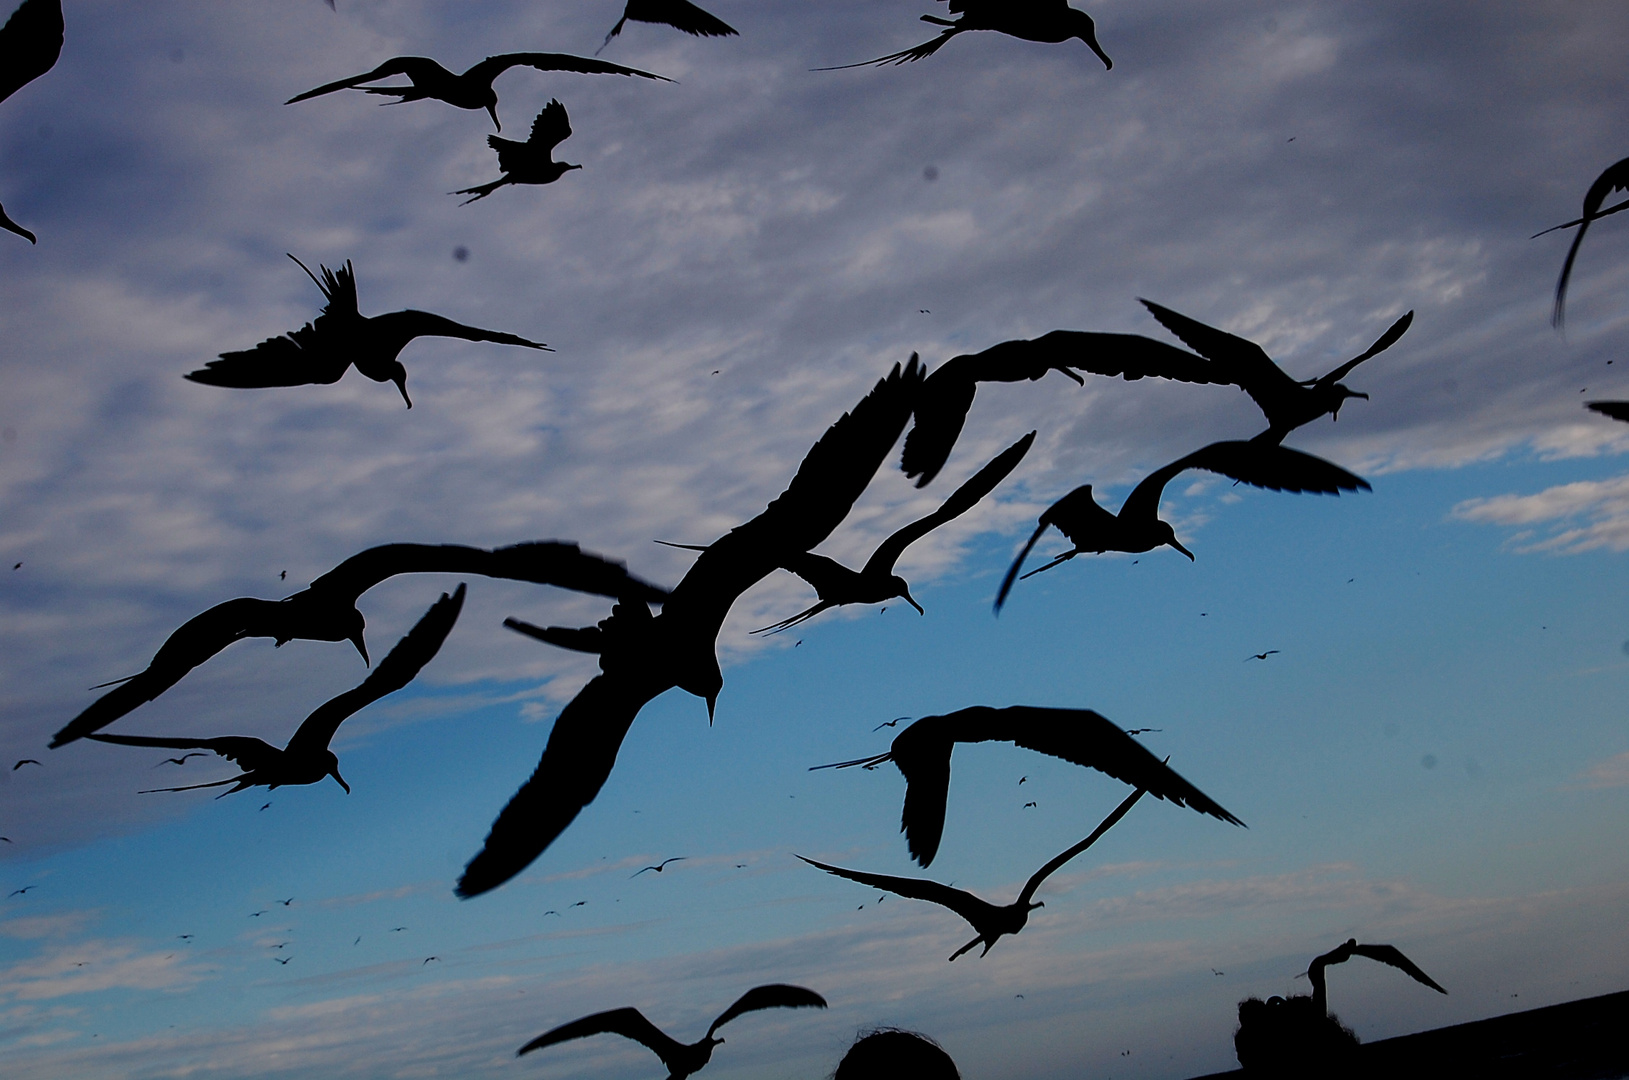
[
  {"xmin": 819, "ymin": 0, "xmax": 1111, "ymax": 71},
  {"xmin": 455, "ymin": 100, "xmax": 581, "ymax": 204},
  {"xmin": 184, "ymin": 256, "xmax": 549, "ymax": 406},
  {"xmin": 519, "ymin": 984, "xmax": 826, "ymax": 1079},
  {"xmin": 1306, "ymin": 938, "xmax": 1447, "ymax": 1015},
  {"xmin": 1546, "ymin": 156, "xmax": 1629, "ymax": 329},
  {"xmin": 599, "ymin": 0, "xmax": 738, "ymax": 53}
]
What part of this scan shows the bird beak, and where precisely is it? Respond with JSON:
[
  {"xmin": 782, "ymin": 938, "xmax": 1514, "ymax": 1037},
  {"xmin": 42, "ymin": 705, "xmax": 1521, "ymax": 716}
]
[
  {"xmin": 349, "ymin": 630, "xmax": 370, "ymax": 667},
  {"xmin": 394, "ymin": 376, "xmax": 412, "ymax": 409},
  {"xmin": 1083, "ymin": 32, "xmax": 1112, "ymax": 69},
  {"xmin": 902, "ymin": 588, "xmax": 924, "ymax": 616},
  {"xmin": 1169, "ymin": 538, "xmax": 1195, "ymax": 561},
  {"xmin": 706, "ymin": 694, "xmax": 717, "ymax": 726},
  {"xmin": 329, "ymin": 767, "xmax": 351, "ymax": 794},
  {"xmin": 487, "ymin": 104, "xmax": 500, "ymax": 131}
]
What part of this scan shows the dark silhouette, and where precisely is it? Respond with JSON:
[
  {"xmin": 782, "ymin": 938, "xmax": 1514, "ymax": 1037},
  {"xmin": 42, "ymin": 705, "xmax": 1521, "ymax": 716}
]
[
  {"xmin": 820, "ymin": 0, "xmax": 1111, "ymax": 71},
  {"xmin": 184, "ymin": 256, "xmax": 548, "ymax": 407},
  {"xmin": 455, "ymin": 100, "xmax": 580, "ymax": 204},
  {"xmin": 1546, "ymin": 156, "xmax": 1629, "ymax": 329},
  {"xmin": 800, "ymin": 787, "xmax": 1146, "ymax": 959},
  {"xmin": 995, "ymin": 439, "xmax": 1369, "ymax": 610},
  {"xmin": 52, "ymin": 540, "xmax": 665, "ymax": 747},
  {"xmin": 8, "ymin": 885, "xmax": 35, "ymax": 896},
  {"xmin": 835, "ymin": 1029, "xmax": 960, "ymax": 1080},
  {"xmin": 632, "ymin": 857, "xmax": 685, "ymax": 877},
  {"xmin": 1235, "ymin": 994, "xmax": 1360, "ymax": 1078},
  {"xmin": 459, "ymin": 359, "xmax": 924, "ymax": 897},
  {"xmin": 1246, "ymin": 650, "xmax": 1279, "ymax": 662},
  {"xmin": 901, "ymin": 330, "xmax": 1219, "ymax": 487},
  {"xmin": 88, "ymin": 586, "xmax": 466, "ymax": 796},
  {"xmin": 1586, "ymin": 400, "xmax": 1629, "ymax": 423},
  {"xmin": 0, "ymin": 0, "xmax": 62, "ymax": 106},
  {"xmin": 0, "ymin": 203, "xmax": 35, "ymax": 244},
  {"xmin": 12, "ymin": 759, "xmax": 40, "ymax": 770},
  {"xmin": 812, "ymin": 706, "xmax": 1239, "ymax": 866},
  {"xmin": 518, "ymin": 984, "xmax": 827, "ymax": 1078},
  {"xmin": 599, "ymin": 0, "xmax": 738, "ymax": 53},
  {"xmin": 1307, "ymin": 938, "xmax": 1446, "ymax": 1014},
  {"xmin": 155, "ymin": 753, "xmax": 209, "ymax": 767},
  {"xmin": 752, "ymin": 431, "xmax": 1034, "ymax": 633},
  {"xmin": 1139, "ymin": 300, "xmax": 1412, "ymax": 445},
  {"xmin": 287, "ymin": 52, "xmax": 668, "ymax": 130}
]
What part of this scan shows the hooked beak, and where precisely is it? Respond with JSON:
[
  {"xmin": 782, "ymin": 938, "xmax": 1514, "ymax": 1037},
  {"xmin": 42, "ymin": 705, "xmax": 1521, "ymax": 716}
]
[
  {"xmin": 329, "ymin": 766, "xmax": 351, "ymax": 794},
  {"xmin": 349, "ymin": 629, "xmax": 371, "ymax": 667},
  {"xmin": 394, "ymin": 375, "xmax": 412, "ymax": 409},
  {"xmin": 487, "ymin": 104, "xmax": 500, "ymax": 131},
  {"xmin": 1169, "ymin": 538, "xmax": 1195, "ymax": 561},
  {"xmin": 1083, "ymin": 33, "xmax": 1113, "ymax": 69},
  {"xmin": 706, "ymin": 694, "xmax": 717, "ymax": 726},
  {"xmin": 901, "ymin": 588, "xmax": 924, "ymax": 616}
]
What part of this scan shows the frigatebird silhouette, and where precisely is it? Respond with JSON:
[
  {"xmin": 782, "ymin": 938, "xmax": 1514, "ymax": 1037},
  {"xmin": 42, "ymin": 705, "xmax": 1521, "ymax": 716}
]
[
  {"xmin": 995, "ymin": 439, "xmax": 1369, "ymax": 611},
  {"xmin": 902, "ymin": 328, "xmax": 1218, "ymax": 487},
  {"xmin": 184, "ymin": 256, "xmax": 548, "ymax": 407},
  {"xmin": 287, "ymin": 52, "xmax": 668, "ymax": 130},
  {"xmin": 52, "ymin": 540, "xmax": 667, "ymax": 747},
  {"xmin": 750, "ymin": 431, "xmax": 1034, "ymax": 633},
  {"xmin": 88, "ymin": 586, "xmax": 465, "ymax": 796},
  {"xmin": 1587, "ymin": 401, "xmax": 1629, "ymax": 423},
  {"xmin": 455, "ymin": 100, "xmax": 581, "ymax": 204},
  {"xmin": 1139, "ymin": 300, "xmax": 1413, "ymax": 445},
  {"xmin": 0, "ymin": 0, "xmax": 62, "ymax": 106},
  {"xmin": 519, "ymin": 985, "xmax": 826, "ymax": 1078},
  {"xmin": 1545, "ymin": 156, "xmax": 1629, "ymax": 330},
  {"xmin": 632, "ymin": 857, "xmax": 685, "ymax": 877},
  {"xmin": 1306, "ymin": 938, "xmax": 1447, "ymax": 1014},
  {"xmin": 459, "ymin": 359, "xmax": 924, "ymax": 897},
  {"xmin": 812, "ymin": 706, "xmax": 1240, "ymax": 866},
  {"xmin": 820, "ymin": 0, "xmax": 1111, "ymax": 71},
  {"xmin": 599, "ymin": 0, "xmax": 738, "ymax": 54},
  {"xmin": 801, "ymin": 787, "xmax": 1146, "ymax": 959},
  {"xmin": 0, "ymin": 203, "xmax": 35, "ymax": 244},
  {"xmin": 12, "ymin": 759, "xmax": 40, "ymax": 770}
]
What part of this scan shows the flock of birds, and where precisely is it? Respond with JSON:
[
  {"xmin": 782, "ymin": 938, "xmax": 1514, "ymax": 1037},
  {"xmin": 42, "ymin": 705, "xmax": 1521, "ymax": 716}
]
[{"xmin": 5, "ymin": 0, "xmax": 1627, "ymax": 1074}]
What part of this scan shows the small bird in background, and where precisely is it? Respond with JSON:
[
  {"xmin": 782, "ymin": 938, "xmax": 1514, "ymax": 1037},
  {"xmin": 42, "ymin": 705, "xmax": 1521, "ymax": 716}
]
[
  {"xmin": 8, "ymin": 885, "xmax": 36, "ymax": 897},
  {"xmin": 819, "ymin": 0, "xmax": 1112, "ymax": 71},
  {"xmin": 632, "ymin": 857, "xmax": 685, "ymax": 877},
  {"xmin": 598, "ymin": 0, "xmax": 738, "ymax": 53},
  {"xmin": 12, "ymin": 759, "xmax": 40, "ymax": 770},
  {"xmin": 1245, "ymin": 650, "xmax": 1279, "ymax": 662},
  {"xmin": 456, "ymin": 100, "xmax": 580, "ymax": 204},
  {"xmin": 155, "ymin": 753, "xmax": 209, "ymax": 767}
]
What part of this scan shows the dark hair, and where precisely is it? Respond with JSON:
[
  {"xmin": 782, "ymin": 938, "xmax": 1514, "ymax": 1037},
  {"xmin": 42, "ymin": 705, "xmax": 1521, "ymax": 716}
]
[
  {"xmin": 834, "ymin": 1028, "xmax": 960, "ymax": 1080},
  {"xmin": 1234, "ymin": 995, "xmax": 1360, "ymax": 1078}
]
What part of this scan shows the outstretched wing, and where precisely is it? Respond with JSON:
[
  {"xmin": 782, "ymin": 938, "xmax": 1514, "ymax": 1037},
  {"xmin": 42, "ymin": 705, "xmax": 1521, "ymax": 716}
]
[
  {"xmin": 1350, "ymin": 943, "xmax": 1447, "ymax": 995},
  {"xmin": 526, "ymin": 98, "xmax": 572, "ymax": 152},
  {"xmin": 623, "ymin": 0, "xmax": 738, "ymax": 37},
  {"xmin": 1315, "ymin": 311, "xmax": 1413, "ymax": 388},
  {"xmin": 706, "ymin": 984, "xmax": 827, "ymax": 1039},
  {"xmin": 1017, "ymin": 786, "xmax": 1146, "ymax": 907},
  {"xmin": 285, "ymin": 56, "xmax": 448, "ymax": 103},
  {"xmin": 797, "ymin": 855, "xmax": 998, "ymax": 929},
  {"xmin": 814, "ymin": 29, "xmax": 960, "ymax": 70},
  {"xmin": 310, "ymin": 541, "xmax": 667, "ymax": 609},
  {"xmin": 87, "ymin": 732, "xmax": 281, "ymax": 773},
  {"xmin": 1587, "ymin": 401, "xmax": 1629, "ymax": 424},
  {"xmin": 517, "ymin": 1007, "xmax": 688, "ymax": 1067},
  {"xmin": 0, "ymin": 0, "xmax": 63, "ymax": 105},
  {"xmin": 184, "ymin": 330, "xmax": 348, "ymax": 389},
  {"xmin": 366, "ymin": 310, "xmax": 550, "ymax": 356},
  {"xmin": 1553, "ymin": 156, "xmax": 1629, "ymax": 329},
  {"xmin": 1139, "ymin": 299, "xmax": 1297, "ymax": 403},
  {"xmin": 286, "ymin": 585, "xmax": 464, "ymax": 758},
  {"xmin": 1119, "ymin": 440, "xmax": 1368, "ymax": 526},
  {"xmin": 469, "ymin": 52, "xmax": 672, "ymax": 83}
]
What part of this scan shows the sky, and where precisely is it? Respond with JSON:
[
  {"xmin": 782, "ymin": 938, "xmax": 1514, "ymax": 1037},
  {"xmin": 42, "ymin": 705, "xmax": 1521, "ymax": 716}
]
[{"xmin": 2, "ymin": 1, "xmax": 1629, "ymax": 1078}]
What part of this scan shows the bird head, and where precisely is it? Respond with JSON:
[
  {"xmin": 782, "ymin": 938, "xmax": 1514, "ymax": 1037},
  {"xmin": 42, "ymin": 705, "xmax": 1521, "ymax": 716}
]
[
  {"xmin": 483, "ymin": 93, "xmax": 500, "ymax": 131},
  {"xmin": 1329, "ymin": 385, "xmax": 1369, "ymax": 419},
  {"xmin": 890, "ymin": 577, "xmax": 925, "ymax": 615},
  {"xmin": 340, "ymin": 609, "xmax": 371, "ymax": 666},
  {"xmin": 1158, "ymin": 523, "xmax": 1195, "ymax": 561},
  {"xmin": 1027, "ymin": 899, "xmax": 1045, "ymax": 911},
  {"xmin": 324, "ymin": 752, "xmax": 351, "ymax": 794},
  {"xmin": 387, "ymin": 361, "xmax": 412, "ymax": 408},
  {"xmin": 1068, "ymin": 9, "xmax": 1113, "ymax": 69}
]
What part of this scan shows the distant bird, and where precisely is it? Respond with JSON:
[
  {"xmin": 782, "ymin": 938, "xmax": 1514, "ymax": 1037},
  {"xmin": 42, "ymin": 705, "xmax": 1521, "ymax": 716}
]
[
  {"xmin": 52, "ymin": 539, "xmax": 665, "ymax": 747},
  {"xmin": 12, "ymin": 759, "xmax": 40, "ymax": 770},
  {"xmin": 460, "ymin": 359, "xmax": 924, "ymax": 897},
  {"xmin": 1587, "ymin": 401, "xmax": 1629, "ymax": 423},
  {"xmin": 1306, "ymin": 938, "xmax": 1446, "ymax": 1015},
  {"xmin": 598, "ymin": 0, "xmax": 738, "ymax": 53},
  {"xmin": 801, "ymin": 787, "xmax": 1145, "ymax": 959},
  {"xmin": 0, "ymin": 0, "xmax": 62, "ymax": 107},
  {"xmin": 518, "ymin": 984, "xmax": 827, "ymax": 1079},
  {"xmin": 423, "ymin": 956, "xmax": 439, "ymax": 964},
  {"xmin": 455, "ymin": 100, "xmax": 580, "ymax": 204},
  {"xmin": 1544, "ymin": 156, "xmax": 1629, "ymax": 329},
  {"xmin": 249, "ymin": 910, "xmax": 268, "ymax": 918},
  {"xmin": 287, "ymin": 51, "xmax": 668, "ymax": 130},
  {"xmin": 274, "ymin": 956, "xmax": 291, "ymax": 964},
  {"xmin": 176, "ymin": 934, "xmax": 193, "ymax": 941},
  {"xmin": 1023, "ymin": 800, "xmax": 1036, "ymax": 808},
  {"xmin": 1138, "ymin": 300, "xmax": 1412, "ymax": 445},
  {"xmin": 88, "ymin": 586, "xmax": 465, "ymax": 796},
  {"xmin": 276, "ymin": 897, "xmax": 293, "ymax": 906},
  {"xmin": 184, "ymin": 256, "xmax": 549, "ymax": 407},
  {"xmin": 632, "ymin": 857, "xmax": 685, "ymax": 877},
  {"xmin": 820, "ymin": 0, "xmax": 1112, "ymax": 71},
  {"xmin": 812, "ymin": 706, "xmax": 1239, "ymax": 866},
  {"xmin": 901, "ymin": 329, "xmax": 1219, "ymax": 487},
  {"xmin": 753, "ymin": 431, "xmax": 1034, "ymax": 633},
  {"xmin": 0, "ymin": 203, "xmax": 35, "ymax": 244},
  {"xmin": 8, "ymin": 885, "xmax": 36, "ymax": 896},
  {"xmin": 1245, "ymin": 650, "xmax": 1279, "ymax": 662},
  {"xmin": 874, "ymin": 717, "xmax": 909, "ymax": 731},
  {"xmin": 996, "ymin": 439, "xmax": 1369, "ymax": 611},
  {"xmin": 155, "ymin": 753, "xmax": 209, "ymax": 767}
]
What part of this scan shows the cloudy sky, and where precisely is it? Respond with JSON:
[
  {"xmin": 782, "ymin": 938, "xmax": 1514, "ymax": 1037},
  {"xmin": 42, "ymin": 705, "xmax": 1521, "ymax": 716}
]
[{"xmin": 2, "ymin": 1, "xmax": 1629, "ymax": 1077}]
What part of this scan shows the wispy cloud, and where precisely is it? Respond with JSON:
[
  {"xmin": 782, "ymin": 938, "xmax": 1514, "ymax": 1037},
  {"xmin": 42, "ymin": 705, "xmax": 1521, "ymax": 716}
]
[{"xmin": 1451, "ymin": 473, "xmax": 1629, "ymax": 553}]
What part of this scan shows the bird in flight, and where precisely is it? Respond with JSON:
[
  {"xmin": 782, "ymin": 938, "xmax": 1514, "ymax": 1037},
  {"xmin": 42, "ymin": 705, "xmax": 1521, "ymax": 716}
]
[
  {"xmin": 632, "ymin": 857, "xmax": 686, "ymax": 877},
  {"xmin": 874, "ymin": 716, "xmax": 909, "ymax": 732},
  {"xmin": 287, "ymin": 52, "xmax": 667, "ymax": 130},
  {"xmin": 812, "ymin": 706, "xmax": 1239, "ymax": 866},
  {"xmin": 155, "ymin": 753, "xmax": 209, "ymax": 767},
  {"xmin": 1245, "ymin": 650, "xmax": 1279, "ymax": 662},
  {"xmin": 12, "ymin": 759, "xmax": 40, "ymax": 770},
  {"xmin": 518, "ymin": 984, "xmax": 826, "ymax": 1079},
  {"xmin": 8, "ymin": 885, "xmax": 36, "ymax": 897},
  {"xmin": 184, "ymin": 256, "xmax": 548, "ymax": 407},
  {"xmin": 455, "ymin": 100, "xmax": 581, "ymax": 204},
  {"xmin": 996, "ymin": 439, "xmax": 1369, "ymax": 611},
  {"xmin": 802, "ymin": 788, "xmax": 1146, "ymax": 959},
  {"xmin": 1587, "ymin": 401, "xmax": 1629, "ymax": 423},
  {"xmin": 820, "ymin": 0, "xmax": 1112, "ymax": 71},
  {"xmin": 88, "ymin": 587, "xmax": 465, "ymax": 797},
  {"xmin": 598, "ymin": 0, "xmax": 738, "ymax": 53},
  {"xmin": 1305, "ymin": 938, "xmax": 1446, "ymax": 1015},
  {"xmin": 1541, "ymin": 156, "xmax": 1629, "ymax": 329}
]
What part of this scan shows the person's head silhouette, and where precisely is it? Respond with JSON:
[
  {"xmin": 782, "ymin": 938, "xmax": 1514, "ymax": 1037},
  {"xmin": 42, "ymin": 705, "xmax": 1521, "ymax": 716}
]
[{"xmin": 834, "ymin": 1028, "xmax": 960, "ymax": 1080}]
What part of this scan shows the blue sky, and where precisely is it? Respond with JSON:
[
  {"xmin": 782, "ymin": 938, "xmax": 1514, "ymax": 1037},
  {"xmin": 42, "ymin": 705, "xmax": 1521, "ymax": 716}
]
[{"xmin": 3, "ymin": 2, "xmax": 1629, "ymax": 1078}]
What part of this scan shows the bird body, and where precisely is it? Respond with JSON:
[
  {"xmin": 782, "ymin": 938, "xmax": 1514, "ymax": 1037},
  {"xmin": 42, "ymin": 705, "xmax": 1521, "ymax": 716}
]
[
  {"xmin": 600, "ymin": 0, "xmax": 739, "ymax": 52},
  {"xmin": 1549, "ymin": 156, "xmax": 1629, "ymax": 328},
  {"xmin": 821, "ymin": 0, "xmax": 1110, "ymax": 70},
  {"xmin": 456, "ymin": 100, "xmax": 580, "ymax": 204}
]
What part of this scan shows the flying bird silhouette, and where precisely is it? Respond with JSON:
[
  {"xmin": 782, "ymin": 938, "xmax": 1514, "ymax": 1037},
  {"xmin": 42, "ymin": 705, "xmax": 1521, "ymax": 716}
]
[
  {"xmin": 0, "ymin": 0, "xmax": 62, "ymax": 106},
  {"xmin": 155, "ymin": 753, "xmax": 209, "ymax": 767},
  {"xmin": 1246, "ymin": 650, "xmax": 1279, "ymax": 662},
  {"xmin": 1138, "ymin": 300, "xmax": 1412, "ymax": 445},
  {"xmin": 1586, "ymin": 401, "xmax": 1629, "ymax": 423},
  {"xmin": 599, "ymin": 0, "xmax": 738, "ymax": 53},
  {"xmin": 996, "ymin": 439, "xmax": 1368, "ymax": 610},
  {"xmin": 88, "ymin": 587, "xmax": 465, "ymax": 797},
  {"xmin": 8, "ymin": 885, "xmax": 36, "ymax": 896},
  {"xmin": 12, "ymin": 759, "xmax": 40, "ymax": 770},
  {"xmin": 632, "ymin": 857, "xmax": 685, "ymax": 877},
  {"xmin": 52, "ymin": 540, "xmax": 665, "ymax": 747},
  {"xmin": 518, "ymin": 984, "xmax": 826, "ymax": 1079},
  {"xmin": 184, "ymin": 256, "xmax": 548, "ymax": 407},
  {"xmin": 287, "ymin": 52, "xmax": 668, "ymax": 130},
  {"xmin": 801, "ymin": 787, "xmax": 1146, "ymax": 958},
  {"xmin": 1306, "ymin": 938, "xmax": 1447, "ymax": 1014},
  {"xmin": 459, "ymin": 359, "xmax": 924, "ymax": 897},
  {"xmin": 812, "ymin": 706, "xmax": 1240, "ymax": 866},
  {"xmin": 1545, "ymin": 156, "xmax": 1629, "ymax": 329},
  {"xmin": 820, "ymin": 0, "xmax": 1111, "ymax": 71},
  {"xmin": 455, "ymin": 100, "xmax": 581, "ymax": 204}
]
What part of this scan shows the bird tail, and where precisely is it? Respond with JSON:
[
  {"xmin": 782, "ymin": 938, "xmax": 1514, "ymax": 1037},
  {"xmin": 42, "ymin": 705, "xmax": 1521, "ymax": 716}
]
[
  {"xmin": 808, "ymin": 751, "xmax": 892, "ymax": 772},
  {"xmin": 453, "ymin": 177, "xmax": 512, "ymax": 206},
  {"xmin": 596, "ymin": 15, "xmax": 628, "ymax": 54}
]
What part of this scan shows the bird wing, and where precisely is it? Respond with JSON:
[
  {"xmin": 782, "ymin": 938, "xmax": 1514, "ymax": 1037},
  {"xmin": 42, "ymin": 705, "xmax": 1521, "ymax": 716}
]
[
  {"xmin": 525, "ymin": 99, "xmax": 572, "ymax": 152},
  {"xmin": 797, "ymin": 855, "xmax": 999, "ymax": 928},
  {"xmin": 285, "ymin": 585, "xmax": 464, "ymax": 757},
  {"xmin": 365, "ymin": 310, "xmax": 549, "ymax": 357},
  {"xmin": 972, "ymin": 330, "xmax": 1221, "ymax": 385},
  {"xmin": 517, "ymin": 1006, "xmax": 689, "ymax": 1066},
  {"xmin": 1350, "ymin": 943, "xmax": 1448, "ymax": 994},
  {"xmin": 864, "ymin": 431, "xmax": 1033, "ymax": 577},
  {"xmin": 471, "ymin": 52, "xmax": 672, "ymax": 83},
  {"xmin": 0, "ymin": 0, "xmax": 62, "ymax": 105},
  {"xmin": 890, "ymin": 726, "xmax": 954, "ymax": 866},
  {"xmin": 285, "ymin": 56, "xmax": 447, "ymax": 103},
  {"xmin": 310, "ymin": 541, "xmax": 666, "ymax": 606},
  {"xmin": 706, "ymin": 985, "xmax": 827, "ymax": 1039},
  {"xmin": 1169, "ymin": 440, "xmax": 1370, "ymax": 496},
  {"xmin": 1553, "ymin": 156, "xmax": 1629, "ymax": 328},
  {"xmin": 87, "ymin": 732, "xmax": 281, "ymax": 773},
  {"xmin": 184, "ymin": 330, "xmax": 350, "ymax": 389},
  {"xmin": 993, "ymin": 513, "xmax": 1060, "ymax": 614},
  {"xmin": 778, "ymin": 552, "xmax": 858, "ymax": 598},
  {"xmin": 900, "ymin": 370, "xmax": 979, "ymax": 487},
  {"xmin": 1314, "ymin": 311, "xmax": 1413, "ymax": 388},
  {"xmin": 623, "ymin": 0, "xmax": 739, "ymax": 37},
  {"xmin": 1587, "ymin": 401, "xmax": 1629, "ymax": 423},
  {"xmin": 1139, "ymin": 299, "xmax": 1298, "ymax": 404},
  {"xmin": 1016, "ymin": 786, "xmax": 1147, "ymax": 907},
  {"xmin": 0, "ymin": 202, "xmax": 36, "ymax": 244},
  {"xmin": 814, "ymin": 29, "xmax": 960, "ymax": 70}
]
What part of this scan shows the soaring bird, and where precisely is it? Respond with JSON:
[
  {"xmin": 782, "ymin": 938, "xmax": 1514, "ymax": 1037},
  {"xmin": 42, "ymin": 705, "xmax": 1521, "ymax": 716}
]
[
  {"xmin": 287, "ymin": 52, "xmax": 668, "ymax": 130},
  {"xmin": 1306, "ymin": 938, "xmax": 1446, "ymax": 1015},
  {"xmin": 455, "ymin": 100, "xmax": 581, "ymax": 204},
  {"xmin": 902, "ymin": 329, "xmax": 1219, "ymax": 487},
  {"xmin": 0, "ymin": 0, "xmax": 62, "ymax": 106},
  {"xmin": 459, "ymin": 359, "xmax": 924, "ymax": 897},
  {"xmin": 812, "ymin": 706, "xmax": 1240, "ymax": 866},
  {"xmin": 51, "ymin": 540, "xmax": 668, "ymax": 748},
  {"xmin": 1587, "ymin": 401, "xmax": 1629, "ymax": 423},
  {"xmin": 801, "ymin": 787, "xmax": 1146, "ymax": 960},
  {"xmin": 599, "ymin": 0, "xmax": 738, "ymax": 54},
  {"xmin": 819, "ymin": 0, "xmax": 1112, "ymax": 71},
  {"xmin": 0, "ymin": 202, "xmax": 35, "ymax": 244},
  {"xmin": 88, "ymin": 586, "xmax": 466, "ymax": 796},
  {"xmin": 184, "ymin": 256, "xmax": 548, "ymax": 407},
  {"xmin": 1545, "ymin": 156, "xmax": 1629, "ymax": 329},
  {"xmin": 518, "ymin": 984, "xmax": 826, "ymax": 1079},
  {"xmin": 995, "ymin": 439, "xmax": 1369, "ymax": 611},
  {"xmin": 1139, "ymin": 300, "xmax": 1413, "ymax": 445}
]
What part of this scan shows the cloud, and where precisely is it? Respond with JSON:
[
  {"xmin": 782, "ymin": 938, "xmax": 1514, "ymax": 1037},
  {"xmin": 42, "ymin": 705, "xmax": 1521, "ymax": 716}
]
[
  {"xmin": 0, "ymin": 940, "xmax": 206, "ymax": 1002},
  {"xmin": 1573, "ymin": 750, "xmax": 1629, "ymax": 789},
  {"xmin": 1450, "ymin": 472, "xmax": 1629, "ymax": 552}
]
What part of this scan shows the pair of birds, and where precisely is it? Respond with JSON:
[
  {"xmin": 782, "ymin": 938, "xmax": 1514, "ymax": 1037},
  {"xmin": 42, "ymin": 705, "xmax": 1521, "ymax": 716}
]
[{"xmin": 0, "ymin": 0, "xmax": 63, "ymax": 244}]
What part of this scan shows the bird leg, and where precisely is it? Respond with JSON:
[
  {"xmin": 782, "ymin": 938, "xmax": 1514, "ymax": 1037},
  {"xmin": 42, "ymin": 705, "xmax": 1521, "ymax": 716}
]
[{"xmin": 948, "ymin": 933, "xmax": 986, "ymax": 961}]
